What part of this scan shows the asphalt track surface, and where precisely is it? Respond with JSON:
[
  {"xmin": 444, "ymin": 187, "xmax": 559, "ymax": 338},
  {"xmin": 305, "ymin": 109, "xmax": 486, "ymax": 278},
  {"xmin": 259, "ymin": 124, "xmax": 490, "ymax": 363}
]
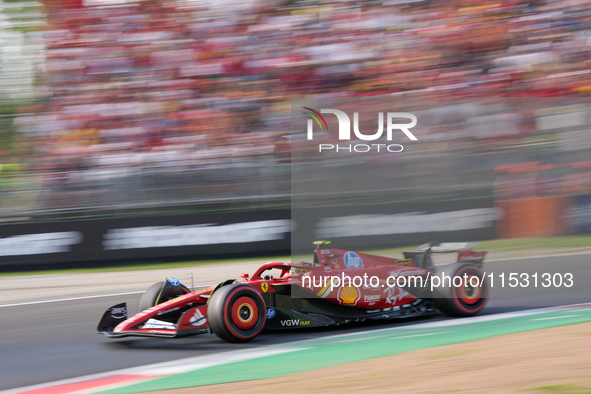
[{"xmin": 1, "ymin": 253, "xmax": 590, "ymax": 392}]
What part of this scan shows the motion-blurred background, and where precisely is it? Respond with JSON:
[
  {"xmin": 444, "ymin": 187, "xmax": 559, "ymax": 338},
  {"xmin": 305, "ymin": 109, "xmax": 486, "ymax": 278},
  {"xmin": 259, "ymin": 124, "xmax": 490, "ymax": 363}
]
[{"xmin": 1, "ymin": 0, "xmax": 591, "ymax": 266}]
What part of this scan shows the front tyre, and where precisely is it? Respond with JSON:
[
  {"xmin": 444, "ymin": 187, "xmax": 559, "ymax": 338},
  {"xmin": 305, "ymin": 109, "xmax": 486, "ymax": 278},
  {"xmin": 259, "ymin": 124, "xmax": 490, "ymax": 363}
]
[
  {"xmin": 139, "ymin": 280, "xmax": 190, "ymax": 311},
  {"xmin": 208, "ymin": 283, "xmax": 266, "ymax": 343},
  {"xmin": 432, "ymin": 263, "xmax": 489, "ymax": 317}
]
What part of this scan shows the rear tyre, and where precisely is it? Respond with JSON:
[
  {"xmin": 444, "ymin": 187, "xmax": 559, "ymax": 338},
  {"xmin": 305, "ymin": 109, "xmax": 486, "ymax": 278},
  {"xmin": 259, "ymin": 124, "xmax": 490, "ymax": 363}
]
[
  {"xmin": 139, "ymin": 281, "xmax": 189, "ymax": 311},
  {"xmin": 432, "ymin": 263, "xmax": 489, "ymax": 317},
  {"xmin": 208, "ymin": 283, "xmax": 266, "ymax": 343}
]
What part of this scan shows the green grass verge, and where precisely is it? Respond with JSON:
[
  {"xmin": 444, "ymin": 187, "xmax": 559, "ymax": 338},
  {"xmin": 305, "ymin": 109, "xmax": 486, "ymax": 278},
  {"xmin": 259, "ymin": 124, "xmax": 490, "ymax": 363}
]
[
  {"xmin": 476, "ymin": 236, "xmax": 591, "ymax": 251},
  {"xmin": 2, "ymin": 235, "xmax": 590, "ymax": 277},
  {"xmin": 364, "ymin": 235, "xmax": 591, "ymax": 257},
  {"xmin": 533, "ymin": 382, "xmax": 591, "ymax": 393}
]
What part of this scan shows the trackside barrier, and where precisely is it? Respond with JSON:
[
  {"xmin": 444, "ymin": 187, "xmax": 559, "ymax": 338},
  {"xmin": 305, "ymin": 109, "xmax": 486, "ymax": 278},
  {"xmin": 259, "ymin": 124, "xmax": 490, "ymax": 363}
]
[
  {"xmin": 0, "ymin": 198, "xmax": 499, "ymax": 268},
  {"xmin": 496, "ymin": 196, "xmax": 573, "ymax": 239}
]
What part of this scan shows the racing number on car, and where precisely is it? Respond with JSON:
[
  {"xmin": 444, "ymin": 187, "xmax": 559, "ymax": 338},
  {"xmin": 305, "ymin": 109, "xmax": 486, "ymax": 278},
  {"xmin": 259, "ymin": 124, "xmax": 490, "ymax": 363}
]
[{"xmin": 261, "ymin": 283, "xmax": 269, "ymax": 292}]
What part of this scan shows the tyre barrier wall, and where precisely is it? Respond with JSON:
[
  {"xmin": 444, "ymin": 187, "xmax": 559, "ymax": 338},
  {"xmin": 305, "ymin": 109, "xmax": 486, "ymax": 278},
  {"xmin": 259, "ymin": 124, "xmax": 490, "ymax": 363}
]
[
  {"xmin": 0, "ymin": 198, "xmax": 501, "ymax": 268},
  {"xmin": 495, "ymin": 194, "xmax": 591, "ymax": 239}
]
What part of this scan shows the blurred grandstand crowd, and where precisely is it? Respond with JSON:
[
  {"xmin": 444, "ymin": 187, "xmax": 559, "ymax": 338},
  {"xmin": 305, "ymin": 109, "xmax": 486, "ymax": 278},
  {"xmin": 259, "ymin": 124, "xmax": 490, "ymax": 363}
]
[{"xmin": 3, "ymin": 0, "xmax": 591, "ymax": 218}]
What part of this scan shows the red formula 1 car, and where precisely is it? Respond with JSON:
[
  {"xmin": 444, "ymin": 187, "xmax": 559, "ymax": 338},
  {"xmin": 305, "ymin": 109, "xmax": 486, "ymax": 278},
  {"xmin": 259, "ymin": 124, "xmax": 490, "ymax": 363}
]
[{"xmin": 98, "ymin": 241, "xmax": 489, "ymax": 343}]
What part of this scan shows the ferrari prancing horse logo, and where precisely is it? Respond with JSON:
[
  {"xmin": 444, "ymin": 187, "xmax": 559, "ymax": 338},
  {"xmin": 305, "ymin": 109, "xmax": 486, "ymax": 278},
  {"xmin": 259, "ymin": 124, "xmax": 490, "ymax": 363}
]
[{"xmin": 261, "ymin": 283, "xmax": 269, "ymax": 292}]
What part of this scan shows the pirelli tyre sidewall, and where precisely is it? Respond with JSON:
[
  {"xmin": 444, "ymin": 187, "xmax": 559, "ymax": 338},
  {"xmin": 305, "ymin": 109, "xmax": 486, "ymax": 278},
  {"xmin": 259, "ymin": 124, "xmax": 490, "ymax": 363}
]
[
  {"xmin": 208, "ymin": 283, "xmax": 267, "ymax": 343},
  {"xmin": 432, "ymin": 263, "xmax": 489, "ymax": 317}
]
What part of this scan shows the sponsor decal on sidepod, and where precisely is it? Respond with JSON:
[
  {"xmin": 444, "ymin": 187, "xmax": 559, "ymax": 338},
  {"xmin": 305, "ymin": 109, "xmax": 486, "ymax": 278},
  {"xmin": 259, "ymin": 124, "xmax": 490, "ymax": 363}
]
[
  {"xmin": 189, "ymin": 309, "xmax": 207, "ymax": 327},
  {"xmin": 343, "ymin": 251, "xmax": 363, "ymax": 268}
]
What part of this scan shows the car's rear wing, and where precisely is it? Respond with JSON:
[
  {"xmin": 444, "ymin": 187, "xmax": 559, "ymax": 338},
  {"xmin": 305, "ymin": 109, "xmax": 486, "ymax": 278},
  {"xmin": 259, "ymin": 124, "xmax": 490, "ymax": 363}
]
[
  {"xmin": 415, "ymin": 242, "xmax": 479, "ymax": 253},
  {"xmin": 412, "ymin": 242, "xmax": 486, "ymax": 268}
]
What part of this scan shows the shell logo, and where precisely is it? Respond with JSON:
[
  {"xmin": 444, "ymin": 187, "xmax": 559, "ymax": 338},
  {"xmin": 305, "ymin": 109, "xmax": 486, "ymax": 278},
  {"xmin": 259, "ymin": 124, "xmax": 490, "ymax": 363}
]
[{"xmin": 338, "ymin": 285, "xmax": 359, "ymax": 305}]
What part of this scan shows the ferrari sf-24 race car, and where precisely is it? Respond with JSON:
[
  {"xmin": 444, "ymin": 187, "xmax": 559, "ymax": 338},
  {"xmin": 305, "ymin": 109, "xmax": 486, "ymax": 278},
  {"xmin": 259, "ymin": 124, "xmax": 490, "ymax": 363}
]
[{"xmin": 98, "ymin": 241, "xmax": 489, "ymax": 343}]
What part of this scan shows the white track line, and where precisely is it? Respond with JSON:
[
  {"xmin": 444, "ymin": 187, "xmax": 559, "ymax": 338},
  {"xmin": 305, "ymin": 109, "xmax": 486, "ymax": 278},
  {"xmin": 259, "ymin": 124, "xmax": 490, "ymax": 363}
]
[
  {"xmin": 0, "ymin": 291, "xmax": 144, "ymax": 308},
  {"xmin": 0, "ymin": 284, "xmax": 217, "ymax": 308},
  {"xmin": 532, "ymin": 314, "xmax": 580, "ymax": 321},
  {"xmin": 309, "ymin": 301, "xmax": 591, "ymax": 342},
  {"xmin": 486, "ymin": 250, "xmax": 591, "ymax": 262},
  {"xmin": 389, "ymin": 333, "xmax": 436, "ymax": 339}
]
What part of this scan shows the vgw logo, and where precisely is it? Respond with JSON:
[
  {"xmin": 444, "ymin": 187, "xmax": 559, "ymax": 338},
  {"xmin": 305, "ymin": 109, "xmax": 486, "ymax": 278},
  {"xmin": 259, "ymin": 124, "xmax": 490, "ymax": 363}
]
[
  {"xmin": 280, "ymin": 319, "xmax": 311, "ymax": 327},
  {"xmin": 302, "ymin": 107, "xmax": 418, "ymax": 153}
]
